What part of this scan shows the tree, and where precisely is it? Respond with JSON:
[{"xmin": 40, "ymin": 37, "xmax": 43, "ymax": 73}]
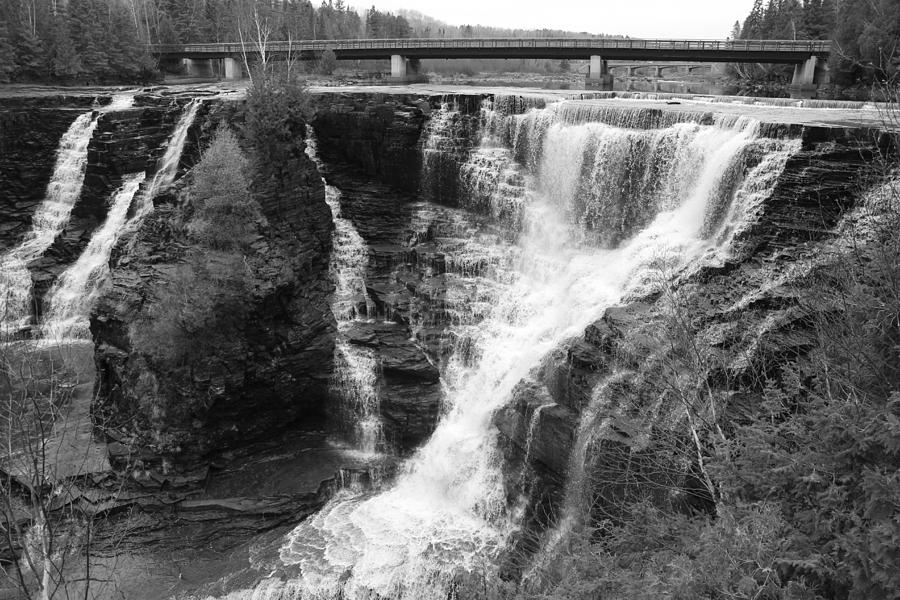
[
  {"xmin": 46, "ymin": 12, "xmax": 82, "ymax": 82},
  {"xmin": 315, "ymin": 48, "xmax": 337, "ymax": 74},
  {"xmin": 107, "ymin": 3, "xmax": 156, "ymax": 82},
  {"xmin": 13, "ymin": 27, "xmax": 46, "ymax": 80},
  {"xmin": 0, "ymin": 18, "xmax": 16, "ymax": 82},
  {"xmin": 742, "ymin": 0, "xmax": 765, "ymax": 39},
  {"xmin": 69, "ymin": 0, "xmax": 109, "ymax": 82}
]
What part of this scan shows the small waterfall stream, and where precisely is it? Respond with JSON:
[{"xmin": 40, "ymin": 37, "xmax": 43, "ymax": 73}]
[
  {"xmin": 306, "ymin": 136, "xmax": 385, "ymax": 456},
  {"xmin": 0, "ymin": 93, "xmax": 138, "ymax": 336},
  {"xmin": 126, "ymin": 99, "xmax": 202, "ymax": 230},
  {"xmin": 38, "ymin": 99, "xmax": 202, "ymax": 341},
  {"xmin": 216, "ymin": 98, "xmax": 803, "ymax": 600},
  {"xmin": 40, "ymin": 173, "xmax": 146, "ymax": 341}
]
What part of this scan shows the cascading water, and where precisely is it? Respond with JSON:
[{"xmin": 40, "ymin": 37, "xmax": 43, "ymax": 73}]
[
  {"xmin": 306, "ymin": 136, "xmax": 384, "ymax": 455},
  {"xmin": 39, "ymin": 173, "xmax": 146, "ymax": 341},
  {"xmin": 214, "ymin": 97, "xmax": 801, "ymax": 600},
  {"xmin": 38, "ymin": 99, "xmax": 202, "ymax": 342},
  {"xmin": 0, "ymin": 93, "xmax": 135, "ymax": 336},
  {"xmin": 126, "ymin": 99, "xmax": 202, "ymax": 230}
]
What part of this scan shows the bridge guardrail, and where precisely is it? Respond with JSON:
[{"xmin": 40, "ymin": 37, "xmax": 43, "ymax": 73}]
[{"xmin": 152, "ymin": 38, "xmax": 832, "ymax": 55}]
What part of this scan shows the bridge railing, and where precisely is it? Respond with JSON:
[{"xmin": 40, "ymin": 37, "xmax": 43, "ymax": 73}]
[{"xmin": 153, "ymin": 37, "xmax": 832, "ymax": 55}]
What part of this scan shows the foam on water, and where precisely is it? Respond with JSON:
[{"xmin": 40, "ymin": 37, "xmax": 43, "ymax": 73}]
[
  {"xmin": 40, "ymin": 173, "xmax": 146, "ymax": 341},
  {"xmin": 213, "ymin": 100, "xmax": 801, "ymax": 600},
  {"xmin": 307, "ymin": 136, "xmax": 385, "ymax": 455},
  {"xmin": 0, "ymin": 93, "xmax": 136, "ymax": 336},
  {"xmin": 38, "ymin": 99, "xmax": 203, "ymax": 342}
]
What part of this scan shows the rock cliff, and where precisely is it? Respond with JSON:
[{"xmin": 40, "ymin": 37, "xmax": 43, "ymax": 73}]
[{"xmin": 92, "ymin": 98, "xmax": 335, "ymax": 469}]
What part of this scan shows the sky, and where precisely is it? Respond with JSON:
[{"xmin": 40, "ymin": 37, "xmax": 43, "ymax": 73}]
[{"xmin": 349, "ymin": 0, "xmax": 757, "ymax": 39}]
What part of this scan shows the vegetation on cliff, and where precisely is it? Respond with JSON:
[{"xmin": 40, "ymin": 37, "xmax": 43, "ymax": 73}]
[
  {"xmin": 518, "ymin": 125, "xmax": 900, "ymax": 600},
  {"xmin": 130, "ymin": 127, "xmax": 261, "ymax": 368}
]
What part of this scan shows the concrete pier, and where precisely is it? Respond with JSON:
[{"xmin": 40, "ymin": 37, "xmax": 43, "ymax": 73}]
[
  {"xmin": 789, "ymin": 55, "xmax": 827, "ymax": 99},
  {"xmin": 587, "ymin": 55, "xmax": 614, "ymax": 90}
]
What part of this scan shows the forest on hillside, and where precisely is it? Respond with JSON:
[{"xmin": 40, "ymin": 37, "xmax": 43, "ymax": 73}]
[{"xmin": 733, "ymin": 0, "xmax": 900, "ymax": 86}]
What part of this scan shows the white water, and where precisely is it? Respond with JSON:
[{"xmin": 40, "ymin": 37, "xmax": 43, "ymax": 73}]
[
  {"xmin": 126, "ymin": 99, "xmax": 202, "ymax": 230},
  {"xmin": 0, "ymin": 93, "xmax": 137, "ymax": 337},
  {"xmin": 306, "ymin": 137, "xmax": 384, "ymax": 455},
  {"xmin": 37, "ymin": 99, "xmax": 202, "ymax": 342},
  {"xmin": 39, "ymin": 173, "xmax": 146, "ymax": 341},
  {"xmin": 214, "ymin": 101, "xmax": 800, "ymax": 600}
]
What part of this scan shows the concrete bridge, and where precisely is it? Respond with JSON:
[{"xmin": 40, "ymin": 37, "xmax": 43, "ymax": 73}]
[{"xmin": 153, "ymin": 37, "xmax": 832, "ymax": 97}]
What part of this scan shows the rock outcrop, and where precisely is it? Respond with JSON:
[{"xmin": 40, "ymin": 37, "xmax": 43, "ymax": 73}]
[
  {"xmin": 310, "ymin": 92, "xmax": 431, "ymax": 193},
  {"xmin": 92, "ymin": 99, "xmax": 335, "ymax": 469}
]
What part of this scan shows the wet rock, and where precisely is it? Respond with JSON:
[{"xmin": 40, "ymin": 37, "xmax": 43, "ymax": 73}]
[{"xmin": 91, "ymin": 98, "xmax": 335, "ymax": 470}]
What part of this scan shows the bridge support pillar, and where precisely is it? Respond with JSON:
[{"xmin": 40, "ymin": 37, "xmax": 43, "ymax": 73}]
[
  {"xmin": 223, "ymin": 57, "xmax": 241, "ymax": 79},
  {"xmin": 391, "ymin": 54, "xmax": 407, "ymax": 79},
  {"xmin": 789, "ymin": 56, "xmax": 822, "ymax": 99},
  {"xmin": 182, "ymin": 58, "xmax": 214, "ymax": 78},
  {"xmin": 654, "ymin": 66, "xmax": 663, "ymax": 78},
  {"xmin": 586, "ymin": 55, "xmax": 613, "ymax": 90},
  {"xmin": 388, "ymin": 54, "xmax": 424, "ymax": 83}
]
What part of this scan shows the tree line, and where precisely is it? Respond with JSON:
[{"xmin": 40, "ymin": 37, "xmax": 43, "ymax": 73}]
[
  {"xmin": 0, "ymin": 0, "xmax": 617, "ymax": 85},
  {"xmin": 0, "ymin": 0, "xmax": 421, "ymax": 84},
  {"xmin": 733, "ymin": 0, "xmax": 900, "ymax": 85}
]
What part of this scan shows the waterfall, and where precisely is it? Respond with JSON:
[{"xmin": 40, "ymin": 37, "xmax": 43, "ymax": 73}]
[
  {"xmin": 125, "ymin": 99, "xmax": 202, "ymax": 233},
  {"xmin": 37, "ymin": 99, "xmax": 202, "ymax": 342},
  {"xmin": 306, "ymin": 135, "xmax": 384, "ymax": 456},
  {"xmin": 216, "ymin": 100, "xmax": 801, "ymax": 600},
  {"xmin": 39, "ymin": 173, "xmax": 146, "ymax": 341},
  {"xmin": 0, "ymin": 93, "xmax": 135, "ymax": 336}
]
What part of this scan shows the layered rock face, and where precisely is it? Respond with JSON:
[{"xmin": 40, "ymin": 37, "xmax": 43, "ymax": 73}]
[
  {"xmin": 92, "ymin": 99, "xmax": 335, "ymax": 467},
  {"xmin": 311, "ymin": 92, "xmax": 431, "ymax": 193},
  {"xmin": 0, "ymin": 95, "xmax": 193, "ymax": 316}
]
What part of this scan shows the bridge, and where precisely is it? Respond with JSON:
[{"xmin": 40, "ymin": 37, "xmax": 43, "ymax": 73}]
[
  {"xmin": 606, "ymin": 63, "xmax": 725, "ymax": 78},
  {"xmin": 153, "ymin": 37, "xmax": 832, "ymax": 97}
]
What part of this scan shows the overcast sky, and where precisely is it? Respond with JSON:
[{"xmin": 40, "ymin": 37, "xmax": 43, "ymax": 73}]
[{"xmin": 350, "ymin": 0, "xmax": 756, "ymax": 39}]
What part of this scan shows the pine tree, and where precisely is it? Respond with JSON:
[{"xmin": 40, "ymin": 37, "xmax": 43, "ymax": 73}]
[
  {"xmin": 70, "ymin": 0, "xmax": 110, "ymax": 82},
  {"xmin": 0, "ymin": 18, "xmax": 16, "ymax": 82},
  {"xmin": 742, "ymin": 0, "xmax": 765, "ymax": 39},
  {"xmin": 14, "ymin": 27, "xmax": 47, "ymax": 80},
  {"xmin": 47, "ymin": 12, "xmax": 82, "ymax": 82},
  {"xmin": 107, "ymin": 3, "xmax": 156, "ymax": 82}
]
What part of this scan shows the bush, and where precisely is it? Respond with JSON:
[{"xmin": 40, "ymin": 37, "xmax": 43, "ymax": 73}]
[
  {"xmin": 315, "ymin": 49, "xmax": 337, "ymax": 75},
  {"xmin": 244, "ymin": 64, "xmax": 311, "ymax": 175}
]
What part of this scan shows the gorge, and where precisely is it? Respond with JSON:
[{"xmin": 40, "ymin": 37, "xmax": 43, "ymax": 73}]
[{"xmin": 0, "ymin": 86, "xmax": 897, "ymax": 600}]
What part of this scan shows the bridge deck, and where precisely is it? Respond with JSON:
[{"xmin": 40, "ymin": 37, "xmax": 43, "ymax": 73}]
[{"xmin": 154, "ymin": 37, "xmax": 831, "ymax": 63}]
